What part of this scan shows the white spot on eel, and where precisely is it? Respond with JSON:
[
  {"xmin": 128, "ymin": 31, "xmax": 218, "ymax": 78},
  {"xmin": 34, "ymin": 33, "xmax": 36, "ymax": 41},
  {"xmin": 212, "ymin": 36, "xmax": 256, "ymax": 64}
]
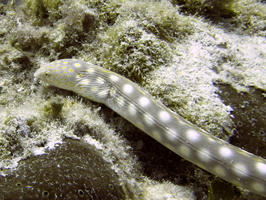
[
  {"xmin": 186, "ymin": 129, "xmax": 201, "ymax": 142},
  {"xmin": 219, "ymin": 146, "xmax": 233, "ymax": 159},
  {"xmin": 123, "ymin": 84, "xmax": 134, "ymax": 94},
  {"xmin": 158, "ymin": 110, "xmax": 171, "ymax": 122},
  {"xmin": 139, "ymin": 96, "xmax": 150, "ymax": 107}
]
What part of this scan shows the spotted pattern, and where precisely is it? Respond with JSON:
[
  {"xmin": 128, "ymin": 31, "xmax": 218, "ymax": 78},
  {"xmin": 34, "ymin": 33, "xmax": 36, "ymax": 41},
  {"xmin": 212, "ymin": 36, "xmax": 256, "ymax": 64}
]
[
  {"xmin": 143, "ymin": 113, "xmax": 154, "ymax": 125},
  {"xmin": 219, "ymin": 146, "xmax": 234, "ymax": 159},
  {"xmin": 158, "ymin": 111, "xmax": 171, "ymax": 122},
  {"xmin": 166, "ymin": 129, "xmax": 178, "ymax": 140},
  {"xmin": 117, "ymin": 96, "xmax": 125, "ymax": 107},
  {"xmin": 257, "ymin": 163, "xmax": 266, "ymax": 174},
  {"xmin": 197, "ymin": 148, "xmax": 212, "ymax": 162},
  {"xmin": 186, "ymin": 129, "xmax": 201, "ymax": 142},
  {"xmin": 128, "ymin": 103, "xmax": 137, "ymax": 116},
  {"xmin": 34, "ymin": 59, "xmax": 266, "ymax": 197},
  {"xmin": 139, "ymin": 96, "xmax": 150, "ymax": 108},
  {"xmin": 109, "ymin": 74, "xmax": 119, "ymax": 82},
  {"xmin": 123, "ymin": 84, "xmax": 134, "ymax": 94}
]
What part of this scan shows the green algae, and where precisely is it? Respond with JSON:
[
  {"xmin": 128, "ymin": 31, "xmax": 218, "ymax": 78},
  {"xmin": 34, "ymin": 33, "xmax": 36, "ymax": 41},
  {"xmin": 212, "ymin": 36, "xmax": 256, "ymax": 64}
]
[
  {"xmin": 96, "ymin": 0, "xmax": 194, "ymax": 83},
  {"xmin": 100, "ymin": 25, "xmax": 171, "ymax": 83},
  {"xmin": 172, "ymin": 0, "xmax": 266, "ymax": 36},
  {"xmin": 0, "ymin": 137, "xmax": 11, "ymax": 160},
  {"xmin": 83, "ymin": 0, "xmax": 122, "ymax": 26},
  {"xmin": 41, "ymin": 96, "xmax": 64, "ymax": 118},
  {"xmin": 172, "ymin": 0, "xmax": 236, "ymax": 18},
  {"xmin": 25, "ymin": 0, "xmax": 63, "ymax": 25}
]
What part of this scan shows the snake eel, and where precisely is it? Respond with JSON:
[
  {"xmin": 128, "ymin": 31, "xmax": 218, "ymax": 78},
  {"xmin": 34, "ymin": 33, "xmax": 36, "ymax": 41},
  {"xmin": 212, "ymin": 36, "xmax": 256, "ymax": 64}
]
[{"xmin": 34, "ymin": 59, "xmax": 266, "ymax": 197}]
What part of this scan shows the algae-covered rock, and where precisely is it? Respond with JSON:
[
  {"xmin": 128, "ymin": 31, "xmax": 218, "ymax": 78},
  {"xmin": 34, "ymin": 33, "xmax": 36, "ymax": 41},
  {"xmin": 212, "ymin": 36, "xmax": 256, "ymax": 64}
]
[
  {"xmin": 172, "ymin": 0, "xmax": 266, "ymax": 36},
  {"xmin": 0, "ymin": 0, "xmax": 265, "ymax": 199},
  {"xmin": 25, "ymin": 0, "xmax": 63, "ymax": 25},
  {"xmin": 100, "ymin": 25, "xmax": 171, "ymax": 84},
  {"xmin": 96, "ymin": 0, "xmax": 194, "ymax": 84},
  {"xmin": 41, "ymin": 96, "xmax": 64, "ymax": 118},
  {"xmin": 0, "ymin": 139, "xmax": 126, "ymax": 200}
]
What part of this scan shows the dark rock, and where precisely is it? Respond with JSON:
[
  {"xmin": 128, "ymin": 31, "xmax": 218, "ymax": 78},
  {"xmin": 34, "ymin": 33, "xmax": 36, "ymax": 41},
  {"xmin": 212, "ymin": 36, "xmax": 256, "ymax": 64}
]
[{"xmin": 0, "ymin": 139, "xmax": 125, "ymax": 200}]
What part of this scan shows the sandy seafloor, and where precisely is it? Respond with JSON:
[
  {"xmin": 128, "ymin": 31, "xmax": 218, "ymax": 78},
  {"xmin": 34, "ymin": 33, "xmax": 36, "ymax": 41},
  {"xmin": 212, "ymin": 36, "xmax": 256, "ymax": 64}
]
[{"xmin": 0, "ymin": 0, "xmax": 265, "ymax": 199}]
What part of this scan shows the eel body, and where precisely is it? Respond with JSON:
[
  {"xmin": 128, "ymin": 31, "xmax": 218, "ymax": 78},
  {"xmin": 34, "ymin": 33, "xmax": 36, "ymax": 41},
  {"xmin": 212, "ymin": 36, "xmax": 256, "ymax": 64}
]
[{"xmin": 34, "ymin": 59, "xmax": 266, "ymax": 197}]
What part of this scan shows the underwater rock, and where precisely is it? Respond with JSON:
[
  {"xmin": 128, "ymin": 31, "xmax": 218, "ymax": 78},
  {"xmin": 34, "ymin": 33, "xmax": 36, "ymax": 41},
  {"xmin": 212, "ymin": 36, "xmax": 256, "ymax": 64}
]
[
  {"xmin": 215, "ymin": 83, "xmax": 266, "ymax": 158},
  {"xmin": 0, "ymin": 139, "xmax": 125, "ymax": 200}
]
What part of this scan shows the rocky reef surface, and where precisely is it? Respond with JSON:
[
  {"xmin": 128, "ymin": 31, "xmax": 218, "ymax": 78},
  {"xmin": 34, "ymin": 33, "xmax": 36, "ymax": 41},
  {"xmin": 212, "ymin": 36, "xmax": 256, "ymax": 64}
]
[{"xmin": 0, "ymin": 0, "xmax": 265, "ymax": 199}]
